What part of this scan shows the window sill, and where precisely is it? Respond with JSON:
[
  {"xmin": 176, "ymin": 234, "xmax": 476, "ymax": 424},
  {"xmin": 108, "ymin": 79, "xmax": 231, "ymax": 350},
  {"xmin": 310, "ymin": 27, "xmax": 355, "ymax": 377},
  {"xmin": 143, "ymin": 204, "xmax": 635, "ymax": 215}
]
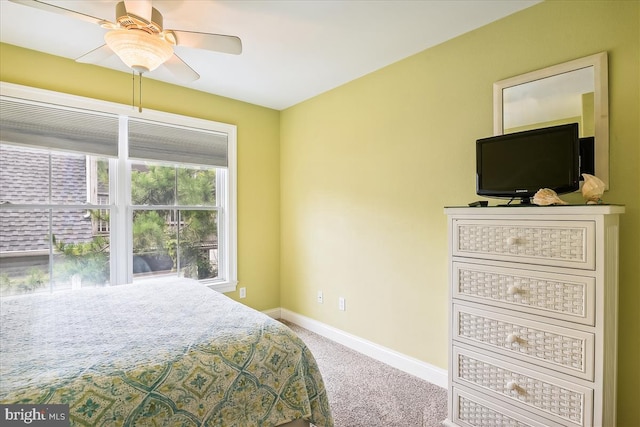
[
  {"xmin": 206, "ymin": 280, "xmax": 238, "ymax": 293},
  {"xmin": 132, "ymin": 276, "xmax": 236, "ymax": 293}
]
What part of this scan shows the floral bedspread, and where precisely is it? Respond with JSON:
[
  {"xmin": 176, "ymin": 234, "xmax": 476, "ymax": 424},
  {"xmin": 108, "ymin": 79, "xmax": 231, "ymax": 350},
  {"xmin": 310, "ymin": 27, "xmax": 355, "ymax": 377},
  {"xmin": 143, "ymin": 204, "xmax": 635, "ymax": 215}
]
[{"xmin": 0, "ymin": 279, "xmax": 333, "ymax": 426}]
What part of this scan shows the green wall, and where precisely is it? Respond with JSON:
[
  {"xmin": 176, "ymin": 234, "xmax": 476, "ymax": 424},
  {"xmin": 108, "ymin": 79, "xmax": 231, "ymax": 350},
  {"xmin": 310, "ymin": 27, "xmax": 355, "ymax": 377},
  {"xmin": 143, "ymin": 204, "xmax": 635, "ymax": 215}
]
[
  {"xmin": 2, "ymin": 0, "xmax": 639, "ymax": 423},
  {"xmin": 0, "ymin": 42, "xmax": 282, "ymax": 312},
  {"xmin": 280, "ymin": 1, "xmax": 639, "ymax": 424}
]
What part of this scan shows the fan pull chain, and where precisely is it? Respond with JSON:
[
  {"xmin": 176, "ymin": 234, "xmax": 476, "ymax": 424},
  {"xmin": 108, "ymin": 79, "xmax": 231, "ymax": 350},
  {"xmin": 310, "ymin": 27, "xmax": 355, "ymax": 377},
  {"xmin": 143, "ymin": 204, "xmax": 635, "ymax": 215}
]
[{"xmin": 131, "ymin": 71, "xmax": 144, "ymax": 112}]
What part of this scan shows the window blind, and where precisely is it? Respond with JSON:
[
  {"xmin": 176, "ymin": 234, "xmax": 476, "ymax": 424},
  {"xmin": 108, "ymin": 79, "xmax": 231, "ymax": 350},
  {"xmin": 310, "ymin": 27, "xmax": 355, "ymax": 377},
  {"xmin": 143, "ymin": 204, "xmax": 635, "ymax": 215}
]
[
  {"xmin": 0, "ymin": 97, "xmax": 119, "ymax": 157},
  {"xmin": 128, "ymin": 118, "xmax": 228, "ymax": 167}
]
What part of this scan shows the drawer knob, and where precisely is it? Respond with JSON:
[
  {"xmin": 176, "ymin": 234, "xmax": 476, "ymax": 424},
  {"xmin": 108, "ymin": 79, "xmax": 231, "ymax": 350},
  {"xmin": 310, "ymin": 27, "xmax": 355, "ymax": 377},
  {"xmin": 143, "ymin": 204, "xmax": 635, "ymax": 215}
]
[
  {"xmin": 507, "ymin": 285, "xmax": 522, "ymax": 295},
  {"xmin": 506, "ymin": 333, "xmax": 520, "ymax": 344},
  {"xmin": 506, "ymin": 236, "xmax": 519, "ymax": 245}
]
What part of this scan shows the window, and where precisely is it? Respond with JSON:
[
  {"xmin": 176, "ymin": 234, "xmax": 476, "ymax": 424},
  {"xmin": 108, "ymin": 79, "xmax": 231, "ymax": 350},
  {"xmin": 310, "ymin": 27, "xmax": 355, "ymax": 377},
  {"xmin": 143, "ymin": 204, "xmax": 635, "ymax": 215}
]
[
  {"xmin": 130, "ymin": 162, "xmax": 220, "ymax": 281},
  {"xmin": 0, "ymin": 145, "xmax": 112, "ymax": 294},
  {"xmin": 88, "ymin": 157, "xmax": 111, "ymax": 235},
  {"xmin": 0, "ymin": 83, "xmax": 237, "ymax": 296}
]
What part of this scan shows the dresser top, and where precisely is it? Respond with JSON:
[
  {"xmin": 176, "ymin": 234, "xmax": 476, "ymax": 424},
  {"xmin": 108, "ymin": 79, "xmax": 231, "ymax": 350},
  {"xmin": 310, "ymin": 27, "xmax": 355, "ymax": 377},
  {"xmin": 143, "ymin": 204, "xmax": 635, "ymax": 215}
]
[{"xmin": 444, "ymin": 204, "xmax": 625, "ymax": 216}]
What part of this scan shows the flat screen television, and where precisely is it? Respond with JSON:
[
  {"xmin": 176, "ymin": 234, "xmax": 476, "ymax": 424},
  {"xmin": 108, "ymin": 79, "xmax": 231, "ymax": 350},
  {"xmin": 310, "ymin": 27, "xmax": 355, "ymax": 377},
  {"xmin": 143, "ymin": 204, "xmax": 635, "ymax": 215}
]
[{"xmin": 476, "ymin": 123, "xmax": 580, "ymax": 205}]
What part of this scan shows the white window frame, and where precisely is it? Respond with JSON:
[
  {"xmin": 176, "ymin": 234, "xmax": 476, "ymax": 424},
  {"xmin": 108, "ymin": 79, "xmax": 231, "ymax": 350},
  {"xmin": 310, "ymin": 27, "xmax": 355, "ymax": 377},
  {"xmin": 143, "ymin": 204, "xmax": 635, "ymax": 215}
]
[{"xmin": 1, "ymin": 82, "xmax": 238, "ymax": 293}]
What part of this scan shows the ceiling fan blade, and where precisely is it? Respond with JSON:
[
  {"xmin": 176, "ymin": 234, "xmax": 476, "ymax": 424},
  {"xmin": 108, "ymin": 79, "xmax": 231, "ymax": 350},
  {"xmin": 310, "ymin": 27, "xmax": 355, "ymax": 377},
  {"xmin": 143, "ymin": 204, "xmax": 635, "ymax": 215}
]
[
  {"xmin": 162, "ymin": 53, "xmax": 200, "ymax": 82},
  {"xmin": 8, "ymin": 0, "xmax": 107, "ymax": 26},
  {"xmin": 123, "ymin": 0, "xmax": 152, "ymax": 23},
  {"xmin": 75, "ymin": 44, "xmax": 114, "ymax": 64},
  {"xmin": 170, "ymin": 30, "xmax": 242, "ymax": 55}
]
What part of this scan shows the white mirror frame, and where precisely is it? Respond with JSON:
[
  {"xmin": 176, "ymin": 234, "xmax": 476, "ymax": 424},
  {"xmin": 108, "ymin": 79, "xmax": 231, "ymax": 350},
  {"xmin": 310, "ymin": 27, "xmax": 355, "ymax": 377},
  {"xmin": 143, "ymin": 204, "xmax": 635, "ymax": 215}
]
[{"xmin": 494, "ymin": 52, "xmax": 609, "ymax": 188}]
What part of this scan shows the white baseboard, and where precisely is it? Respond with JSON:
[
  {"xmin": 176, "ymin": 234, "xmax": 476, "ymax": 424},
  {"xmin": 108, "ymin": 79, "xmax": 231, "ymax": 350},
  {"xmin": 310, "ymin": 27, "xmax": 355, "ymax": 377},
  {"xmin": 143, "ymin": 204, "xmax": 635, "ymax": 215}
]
[
  {"xmin": 262, "ymin": 307, "xmax": 281, "ymax": 319},
  {"xmin": 271, "ymin": 308, "xmax": 447, "ymax": 389}
]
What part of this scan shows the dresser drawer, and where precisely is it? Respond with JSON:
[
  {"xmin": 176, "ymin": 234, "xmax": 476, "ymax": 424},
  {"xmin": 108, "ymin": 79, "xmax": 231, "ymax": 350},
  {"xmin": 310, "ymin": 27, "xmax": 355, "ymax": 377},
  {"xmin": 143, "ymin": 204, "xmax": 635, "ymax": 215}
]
[
  {"xmin": 453, "ymin": 347, "xmax": 593, "ymax": 427},
  {"xmin": 454, "ymin": 304, "xmax": 594, "ymax": 380},
  {"xmin": 452, "ymin": 219, "xmax": 595, "ymax": 269},
  {"xmin": 453, "ymin": 262, "xmax": 595, "ymax": 325},
  {"xmin": 452, "ymin": 387, "xmax": 554, "ymax": 427}
]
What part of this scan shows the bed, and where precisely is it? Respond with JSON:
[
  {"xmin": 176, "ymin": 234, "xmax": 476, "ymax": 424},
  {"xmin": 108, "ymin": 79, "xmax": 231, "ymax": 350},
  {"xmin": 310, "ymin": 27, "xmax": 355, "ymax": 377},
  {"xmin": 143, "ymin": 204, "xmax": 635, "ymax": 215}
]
[{"xmin": 0, "ymin": 278, "xmax": 333, "ymax": 427}]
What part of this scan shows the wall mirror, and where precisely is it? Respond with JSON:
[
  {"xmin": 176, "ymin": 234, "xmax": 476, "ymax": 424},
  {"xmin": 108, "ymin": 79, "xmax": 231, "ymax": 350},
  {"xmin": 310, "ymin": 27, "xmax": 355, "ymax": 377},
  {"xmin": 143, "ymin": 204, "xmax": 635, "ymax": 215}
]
[{"xmin": 494, "ymin": 52, "xmax": 609, "ymax": 188}]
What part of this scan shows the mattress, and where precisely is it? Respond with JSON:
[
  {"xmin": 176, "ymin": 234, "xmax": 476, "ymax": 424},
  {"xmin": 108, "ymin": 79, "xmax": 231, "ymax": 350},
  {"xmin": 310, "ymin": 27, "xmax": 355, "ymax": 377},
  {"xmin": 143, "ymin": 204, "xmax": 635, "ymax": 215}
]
[{"xmin": 0, "ymin": 278, "xmax": 333, "ymax": 426}]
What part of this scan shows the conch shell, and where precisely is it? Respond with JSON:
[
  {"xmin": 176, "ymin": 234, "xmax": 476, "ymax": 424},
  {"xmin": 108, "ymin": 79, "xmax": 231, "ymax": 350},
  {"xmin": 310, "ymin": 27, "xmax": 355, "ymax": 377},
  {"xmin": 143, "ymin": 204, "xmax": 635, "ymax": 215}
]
[
  {"xmin": 581, "ymin": 173, "xmax": 605, "ymax": 204},
  {"xmin": 533, "ymin": 188, "xmax": 569, "ymax": 206}
]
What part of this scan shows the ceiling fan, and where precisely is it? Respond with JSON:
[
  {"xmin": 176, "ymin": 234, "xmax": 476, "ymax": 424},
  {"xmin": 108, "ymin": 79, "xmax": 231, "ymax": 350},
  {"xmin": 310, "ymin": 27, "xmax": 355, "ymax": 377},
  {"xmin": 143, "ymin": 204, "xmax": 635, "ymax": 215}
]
[{"xmin": 9, "ymin": 0, "xmax": 242, "ymax": 82}]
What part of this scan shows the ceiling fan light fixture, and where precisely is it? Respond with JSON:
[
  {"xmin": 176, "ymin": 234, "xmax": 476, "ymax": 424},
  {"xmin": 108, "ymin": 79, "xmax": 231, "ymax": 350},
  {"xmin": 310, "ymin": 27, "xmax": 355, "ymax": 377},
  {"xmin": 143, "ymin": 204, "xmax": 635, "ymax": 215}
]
[{"xmin": 105, "ymin": 29, "xmax": 173, "ymax": 73}]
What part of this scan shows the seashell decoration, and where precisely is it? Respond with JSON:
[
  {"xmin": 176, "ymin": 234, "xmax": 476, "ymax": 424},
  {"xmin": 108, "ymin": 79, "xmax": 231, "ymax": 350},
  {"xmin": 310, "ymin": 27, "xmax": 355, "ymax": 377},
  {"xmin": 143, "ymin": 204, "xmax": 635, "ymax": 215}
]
[
  {"xmin": 581, "ymin": 173, "xmax": 606, "ymax": 204},
  {"xmin": 533, "ymin": 188, "xmax": 569, "ymax": 206}
]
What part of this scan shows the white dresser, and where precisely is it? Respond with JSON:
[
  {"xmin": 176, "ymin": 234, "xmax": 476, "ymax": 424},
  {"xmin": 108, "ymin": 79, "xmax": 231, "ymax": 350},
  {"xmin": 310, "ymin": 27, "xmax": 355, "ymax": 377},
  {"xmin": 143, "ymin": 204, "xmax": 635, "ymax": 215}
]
[{"xmin": 443, "ymin": 205, "xmax": 624, "ymax": 427}]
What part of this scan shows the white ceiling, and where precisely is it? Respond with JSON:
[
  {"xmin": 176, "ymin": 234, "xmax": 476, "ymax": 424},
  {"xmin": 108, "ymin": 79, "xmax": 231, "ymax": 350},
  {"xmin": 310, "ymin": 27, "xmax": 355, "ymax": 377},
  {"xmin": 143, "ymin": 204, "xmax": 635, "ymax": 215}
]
[{"xmin": 0, "ymin": 0, "xmax": 540, "ymax": 110}]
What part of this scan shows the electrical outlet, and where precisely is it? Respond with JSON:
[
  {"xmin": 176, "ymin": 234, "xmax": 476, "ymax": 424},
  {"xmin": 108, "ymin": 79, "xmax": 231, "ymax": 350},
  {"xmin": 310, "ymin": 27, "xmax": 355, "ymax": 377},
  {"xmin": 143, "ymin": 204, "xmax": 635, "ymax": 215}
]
[
  {"xmin": 338, "ymin": 297, "xmax": 345, "ymax": 311},
  {"xmin": 239, "ymin": 287, "xmax": 246, "ymax": 298},
  {"xmin": 317, "ymin": 290, "xmax": 323, "ymax": 304}
]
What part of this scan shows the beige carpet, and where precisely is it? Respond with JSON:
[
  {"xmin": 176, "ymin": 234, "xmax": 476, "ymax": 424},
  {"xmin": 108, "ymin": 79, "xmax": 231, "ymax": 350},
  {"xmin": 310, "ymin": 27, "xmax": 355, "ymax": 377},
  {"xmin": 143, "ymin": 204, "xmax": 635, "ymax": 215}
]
[{"xmin": 282, "ymin": 321, "xmax": 448, "ymax": 427}]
